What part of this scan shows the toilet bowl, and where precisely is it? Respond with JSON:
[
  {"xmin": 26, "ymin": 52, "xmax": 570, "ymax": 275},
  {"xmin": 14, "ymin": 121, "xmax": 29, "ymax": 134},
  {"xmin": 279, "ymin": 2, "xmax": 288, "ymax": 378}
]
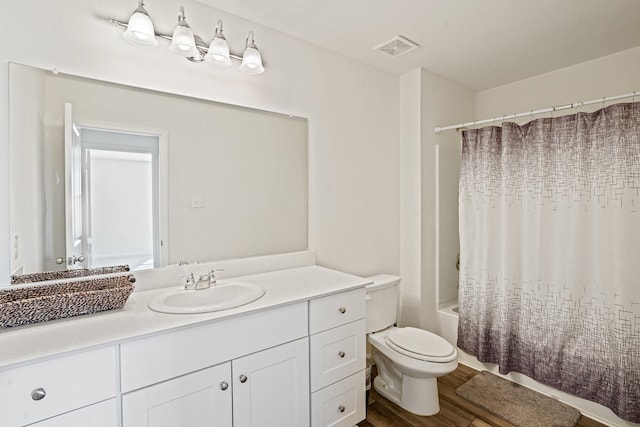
[{"xmin": 366, "ymin": 275, "xmax": 458, "ymax": 416}]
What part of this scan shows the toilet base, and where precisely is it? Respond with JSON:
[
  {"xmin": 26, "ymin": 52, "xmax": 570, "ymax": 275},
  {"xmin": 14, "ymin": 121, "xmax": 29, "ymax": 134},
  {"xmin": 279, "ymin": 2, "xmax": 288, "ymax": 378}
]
[{"xmin": 373, "ymin": 374, "xmax": 440, "ymax": 416}]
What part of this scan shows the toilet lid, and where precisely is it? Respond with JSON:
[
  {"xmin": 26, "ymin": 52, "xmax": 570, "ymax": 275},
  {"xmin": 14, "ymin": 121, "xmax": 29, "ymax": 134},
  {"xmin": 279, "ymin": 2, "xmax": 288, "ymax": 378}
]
[{"xmin": 386, "ymin": 327, "xmax": 456, "ymax": 362}]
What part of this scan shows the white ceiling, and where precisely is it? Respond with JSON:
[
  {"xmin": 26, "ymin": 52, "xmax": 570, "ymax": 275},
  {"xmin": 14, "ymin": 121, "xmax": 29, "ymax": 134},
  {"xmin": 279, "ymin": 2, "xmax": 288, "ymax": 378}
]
[{"xmin": 196, "ymin": 0, "xmax": 640, "ymax": 91}]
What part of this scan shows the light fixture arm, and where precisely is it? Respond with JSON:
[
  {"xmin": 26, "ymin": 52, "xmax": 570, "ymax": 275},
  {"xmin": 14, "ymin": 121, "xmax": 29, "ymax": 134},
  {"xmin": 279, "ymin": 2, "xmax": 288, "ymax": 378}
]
[
  {"xmin": 134, "ymin": 0, "xmax": 150, "ymax": 17},
  {"xmin": 176, "ymin": 6, "xmax": 187, "ymax": 27},
  {"xmin": 215, "ymin": 20, "xmax": 225, "ymax": 38},
  {"xmin": 245, "ymin": 31, "xmax": 257, "ymax": 49}
]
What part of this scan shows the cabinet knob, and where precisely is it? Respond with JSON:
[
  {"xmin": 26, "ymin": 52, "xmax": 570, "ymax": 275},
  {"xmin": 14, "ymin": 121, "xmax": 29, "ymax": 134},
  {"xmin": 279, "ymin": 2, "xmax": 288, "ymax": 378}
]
[
  {"xmin": 338, "ymin": 307, "xmax": 346, "ymax": 314},
  {"xmin": 220, "ymin": 381, "xmax": 229, "ymax": 391},
  {"xmin": 338, "ymin": 405, "xmax": 346, "ymax": 413},
  {"xmin": 338, "ymin": 351, "xmax": 346, "ymax": 358},
  {"xmin": 31, "ymin": 388, "xmax": 46, "ymax": 401},
  {"xmin": 239, "ymin": 374, "xmax": 248, "ymax": 383}
]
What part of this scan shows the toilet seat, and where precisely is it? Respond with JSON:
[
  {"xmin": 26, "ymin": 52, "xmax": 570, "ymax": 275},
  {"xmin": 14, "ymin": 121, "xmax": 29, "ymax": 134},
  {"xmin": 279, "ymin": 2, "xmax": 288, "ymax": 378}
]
[{"xmin": 385, "ymin": 327, "xmax": 456, "ymax": 362}]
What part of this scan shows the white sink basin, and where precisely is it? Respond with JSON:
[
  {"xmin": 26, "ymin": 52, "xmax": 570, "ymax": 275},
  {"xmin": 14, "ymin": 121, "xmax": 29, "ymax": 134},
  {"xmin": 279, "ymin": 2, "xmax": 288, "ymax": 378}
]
[{"xmin": 148, "ymin": 281, "xmax": 266, "ymax": 314}]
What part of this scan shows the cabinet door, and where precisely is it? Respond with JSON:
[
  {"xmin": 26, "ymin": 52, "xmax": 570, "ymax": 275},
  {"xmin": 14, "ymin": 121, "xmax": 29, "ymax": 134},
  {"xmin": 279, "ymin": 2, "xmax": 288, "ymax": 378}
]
[
  {"xmin": 233, "ymin": 338, "xmax": 309, "ymax": 427},
  {"xmin": 122, "ymin": 362, "xmax": 232, "ymax": 427},
  {"xmin": 29, "ymin": 399, "xmax": 117, "ymax": 427}
]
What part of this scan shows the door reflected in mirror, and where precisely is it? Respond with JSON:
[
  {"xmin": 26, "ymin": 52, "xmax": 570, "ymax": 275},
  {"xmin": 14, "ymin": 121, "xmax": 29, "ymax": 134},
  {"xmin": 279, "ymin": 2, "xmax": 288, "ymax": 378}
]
[
  {"xmin": 72, "ymin": 126, "xmax": 163, "ymax": 271},
  {"xmin": 63, "ymin": 102, "xmax": 167, "ymax": 273}
]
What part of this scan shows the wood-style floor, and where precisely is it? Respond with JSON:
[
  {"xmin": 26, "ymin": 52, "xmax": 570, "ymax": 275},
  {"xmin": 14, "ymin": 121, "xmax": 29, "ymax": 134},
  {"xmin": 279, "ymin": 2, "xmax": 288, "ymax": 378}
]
[{"xmin": 358, "ymin": 364, "xmax": 607, "ymax": 427}]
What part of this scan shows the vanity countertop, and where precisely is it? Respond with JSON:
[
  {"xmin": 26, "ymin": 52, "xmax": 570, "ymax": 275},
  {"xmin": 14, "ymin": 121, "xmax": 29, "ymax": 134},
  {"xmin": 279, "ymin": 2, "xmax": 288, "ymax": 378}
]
[{"xmin": 0, "ymin": 265, "xmax": 371, "ymax": 370}]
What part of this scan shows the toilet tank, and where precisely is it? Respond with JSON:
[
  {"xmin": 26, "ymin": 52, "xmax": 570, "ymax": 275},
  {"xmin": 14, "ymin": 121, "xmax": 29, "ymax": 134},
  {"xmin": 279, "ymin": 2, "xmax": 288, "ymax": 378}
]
[{"xmin": 365, "ymin": 274, "xmax": 400, "ymax": 334}]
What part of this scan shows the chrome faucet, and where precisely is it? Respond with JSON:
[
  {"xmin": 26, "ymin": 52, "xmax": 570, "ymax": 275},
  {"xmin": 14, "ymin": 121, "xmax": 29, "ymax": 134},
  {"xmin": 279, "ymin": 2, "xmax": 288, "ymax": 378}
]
[{"xmin": 183, "ymin": 269, "xmax": 224, "ymax": 290}]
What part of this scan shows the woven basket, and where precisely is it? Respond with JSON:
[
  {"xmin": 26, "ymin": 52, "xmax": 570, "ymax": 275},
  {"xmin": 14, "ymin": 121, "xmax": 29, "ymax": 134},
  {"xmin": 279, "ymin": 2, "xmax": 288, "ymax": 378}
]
[
  {"xmin": 0, "ymin": 274, "xmax": 135, "ymax": 328},
  {"xmin": 11, "ymin": 265, "xmax": 130, "ymax": 285}
]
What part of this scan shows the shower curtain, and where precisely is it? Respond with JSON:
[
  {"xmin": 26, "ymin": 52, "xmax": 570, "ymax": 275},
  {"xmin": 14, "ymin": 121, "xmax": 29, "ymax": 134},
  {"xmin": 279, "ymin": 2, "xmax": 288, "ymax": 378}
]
[{"xmin": 457, "ymin": 102, "xmax": 640, "ymax": 422}]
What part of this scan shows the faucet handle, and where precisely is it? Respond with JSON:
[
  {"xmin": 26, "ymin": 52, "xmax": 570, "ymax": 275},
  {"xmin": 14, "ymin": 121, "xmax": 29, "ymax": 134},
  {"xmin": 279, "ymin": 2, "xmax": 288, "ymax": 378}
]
[
  {"xmin": 208, "ymin": 269, "xmax": 225, "ymax": 286},
  {"xmin": 196, "ymin": 273, "xmax": 213, "ymax": 289}
]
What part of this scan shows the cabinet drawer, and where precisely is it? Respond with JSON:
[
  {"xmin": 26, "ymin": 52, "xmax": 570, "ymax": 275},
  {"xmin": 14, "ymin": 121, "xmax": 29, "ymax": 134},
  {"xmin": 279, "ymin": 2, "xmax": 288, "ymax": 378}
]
[
  {"xmin": 0, "ymin": 347, "xmax": 117, "ymax": 427},
  {"xmin": 311, "ymin": 370, "xmax": 365, "ymax": 427},
  {"xmin": 310, "ymin": 319, "xmax": 366, "ymax": 391},
  {"xmin": 29, "ymin": 399, "xmax": 117, "ymax": 427},
  {"xmin": 309, "ymin": 288, "xmax": 365, "ymax": 334}
]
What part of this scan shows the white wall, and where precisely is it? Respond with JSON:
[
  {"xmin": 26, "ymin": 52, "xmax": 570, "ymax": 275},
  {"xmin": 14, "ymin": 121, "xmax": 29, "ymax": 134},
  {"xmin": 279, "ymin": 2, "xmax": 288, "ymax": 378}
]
[
  {"xmin": 450, "ymin": 46, "xmax": 640, "ymax": 427},
  {"xmin": 1, "ymin": 0, "xmax": 400, "ymax": 283},
  {"xmin": 437, "ymin": 139, "xmax": 461, "ymax": 307},
  {"xmin": 398, "ymin": 68, "xmax": 474, "ymax": 328},
  {"xmin": 399, "ymin": 69, "xmax": 422, "ymax": 327},
  {"xmin": 476, "ymin": 46, "xmax": 640, "ymax": 118},
  {"xmin": 418, "ymin": 69, "xmax": 474, "ymax": 331}
]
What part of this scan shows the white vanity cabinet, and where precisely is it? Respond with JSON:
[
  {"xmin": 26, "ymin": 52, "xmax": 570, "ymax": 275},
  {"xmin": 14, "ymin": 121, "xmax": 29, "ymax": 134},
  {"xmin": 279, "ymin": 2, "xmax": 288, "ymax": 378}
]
[
  {"xmin": 120, "ymin": 302, "xmax": 309, "ymax": 427},
  {"xmin": 0, "ymin": 347, "xmax": 117, "ymax": 427},
  {"xmin": 308, "ymin": 288, "xmax": 366, "ymax": 427},
  {"xmin": 121, "ymin": 339, "xmax": 310, "ymax": 427},
  {"xmin": 1, "ymin": 265, "xmax": 369, "ymax": 427}
]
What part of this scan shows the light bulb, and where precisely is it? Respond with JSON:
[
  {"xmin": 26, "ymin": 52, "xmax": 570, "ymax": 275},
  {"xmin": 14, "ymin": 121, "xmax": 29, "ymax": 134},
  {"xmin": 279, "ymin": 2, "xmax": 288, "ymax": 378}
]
[
  {"xmin": 239, "ymin": 32, "xmax": 264, "ymax": 75},
  {"xmin": 205, "ymin": 21, "xmax": 232, "ymax": 67},
  {"xmin": 123, "ymin": 0, "xmax": 157, "ymax": 48},
  {"xmin": 169, "ymin": 7, "xmax": 198, "ymax": 57},
  {"xmin": 206, "ymin": 39, "xmax": 231, "ymax": 66}
]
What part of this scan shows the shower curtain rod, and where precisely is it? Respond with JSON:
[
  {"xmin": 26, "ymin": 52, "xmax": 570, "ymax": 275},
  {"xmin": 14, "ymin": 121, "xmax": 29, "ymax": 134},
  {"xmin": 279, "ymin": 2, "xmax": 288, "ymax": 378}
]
[{"xmin": 433, "ymin": 91, "xmax": 638, "ymax": 134}]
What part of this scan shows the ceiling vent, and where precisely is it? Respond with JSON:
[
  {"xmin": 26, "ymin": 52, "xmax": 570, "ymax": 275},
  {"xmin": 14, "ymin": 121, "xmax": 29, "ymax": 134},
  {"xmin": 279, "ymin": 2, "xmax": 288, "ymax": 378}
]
[{"xmin": 373, "ymin": 35, "xmax": 419, "ymax": 57}]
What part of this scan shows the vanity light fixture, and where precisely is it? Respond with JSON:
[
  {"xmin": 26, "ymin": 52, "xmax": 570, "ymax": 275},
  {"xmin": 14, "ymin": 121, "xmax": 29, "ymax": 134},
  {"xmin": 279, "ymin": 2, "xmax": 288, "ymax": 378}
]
[
  {"xmin": 168, "ymin": 6, "xmax": 198, "ymax": 57},
  {"xmin": 204, "ymin": 20, "xmax": 232, "ymax": 67},
  {"xmin": 122, "ymin": 0, "xmax": 157, "ymax": 47},
  {"xmin": 239, "ymin": 31, "xmax": 264, "ymax": 75},
  {"xmin": 111, "ymin": 2, "xmax": 265, "ymax": 74}
]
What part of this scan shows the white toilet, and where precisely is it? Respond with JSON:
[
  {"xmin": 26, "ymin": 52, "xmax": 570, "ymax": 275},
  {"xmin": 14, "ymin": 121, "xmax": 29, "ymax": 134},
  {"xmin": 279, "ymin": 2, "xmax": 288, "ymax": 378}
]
[{"xmin": 366, "ymin": 274, "xmax": 457, "ymax": 416}]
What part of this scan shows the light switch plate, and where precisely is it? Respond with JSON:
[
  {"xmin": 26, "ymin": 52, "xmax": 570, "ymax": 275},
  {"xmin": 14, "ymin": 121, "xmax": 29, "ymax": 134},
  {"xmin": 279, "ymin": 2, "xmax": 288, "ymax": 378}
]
[
  {"xmin": 12, "ymin": 235, "xmax": 18, "ymax": 260},
  {"xmin": 191, "ymin": 194, "xmax": 206, "ymax": 208}
]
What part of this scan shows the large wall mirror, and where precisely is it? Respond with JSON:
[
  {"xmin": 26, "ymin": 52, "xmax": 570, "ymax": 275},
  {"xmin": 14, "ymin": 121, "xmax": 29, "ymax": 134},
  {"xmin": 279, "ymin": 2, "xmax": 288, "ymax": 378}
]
[{"xmin": 8, "ymin": 63, "xmax": 308, "ymax": 285}]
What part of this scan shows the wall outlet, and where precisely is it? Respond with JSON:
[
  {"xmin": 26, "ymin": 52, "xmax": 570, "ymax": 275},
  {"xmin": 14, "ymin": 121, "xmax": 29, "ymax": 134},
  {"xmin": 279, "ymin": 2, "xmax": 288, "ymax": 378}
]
[{"xmin": 191, "ymin": 194, "xmax": 206, "ymax": 208}]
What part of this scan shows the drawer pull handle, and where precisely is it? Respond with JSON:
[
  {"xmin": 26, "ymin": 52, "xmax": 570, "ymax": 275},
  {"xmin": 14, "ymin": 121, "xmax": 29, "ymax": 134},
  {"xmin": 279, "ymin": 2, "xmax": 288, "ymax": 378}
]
[
  {"xmin": 338, "ymin": 351, "xmax": 346, "ymax": 358},
  {"xmin": 338, "ymin": 307, "xmax": 346, "ymax": 314},
  {"xmin": 239, "ymin": 374, "xmax": 248, "ymax": 383},
  {"xmin": 338, "ymin": 405, "xmax": 346, "ymax": 413},
  {"xmin": 31, "ymin": 388, "xmax": 46, "ymax": 401},
  {"xmin": 220, "ymin": 381, "xmax": 229, "ymax": 391}
]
